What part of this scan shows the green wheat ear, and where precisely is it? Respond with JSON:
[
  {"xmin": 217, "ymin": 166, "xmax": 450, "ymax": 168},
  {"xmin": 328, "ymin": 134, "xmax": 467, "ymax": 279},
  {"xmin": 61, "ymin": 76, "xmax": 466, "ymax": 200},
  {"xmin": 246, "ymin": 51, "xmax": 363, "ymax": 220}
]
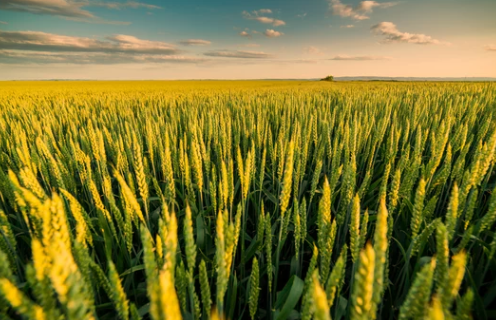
[
  {"xmin": 248, "ymin": 257, "xmax": 260, "ymax": 320},
  {"xmin": 425, "ymin": 295, "xmax": 445, "ymax": 320},
  {"xmin": 0, "ymin": 278, "xmax": 47, "ymax": 320},
  {"xmin": 446, "ymin": 183, "xmax": 459, "ymax": 242},
  {"xmin": 325, "ymin": 244, "xmax": 348, "ymax": 308},
  {"xmin": 312, "ymin": 270, "xmax": 331, "ymax": 320},
  {"xmin": 411, "ymin": 178, "xmax": 426, "ymax": 238},
  {"xmin": 301, "ymin": 245, "xmax": 319, "ymax": 320},
  {"xmin": 264, "ymin": 210, "xmax": 273, "ymax": 293},
  {"xmin": 184, "ymin": 204, "xmax": 197, "ymax": 274},
  {"xmin": 399, "ymin": 257, "xmax": 436, "ymax": 320},
  {"xmin": 350, "ymin": 193, "xmax": 361, "ymax": 263},
  {"xmin": 370, "ymin": 196, "xmax": 389, "ymax": 318},
  {"xmin": 279, "ymin": 140, "xmax": 295, "ymax": 217},
  {"xmin": 108, "ymin": 261, "xmax": 129, "ymax": 320},
  {"xmin": 199, "ymin": 259, "xmax": 212, "ymax": 318},
  {"xmin": 351, "ymin": 242, "xmax": 375, "ymax": 320},
  {"xmin": 435, "ymin": 223, "xmax": 449, "ymax": 289},
  {"xmin": 456, "ymin": 288, "xmax": 474, "ymax": 320},
  {"xmin": 440, "ymin": 250, "xmax": 467, "ymax": 310}
]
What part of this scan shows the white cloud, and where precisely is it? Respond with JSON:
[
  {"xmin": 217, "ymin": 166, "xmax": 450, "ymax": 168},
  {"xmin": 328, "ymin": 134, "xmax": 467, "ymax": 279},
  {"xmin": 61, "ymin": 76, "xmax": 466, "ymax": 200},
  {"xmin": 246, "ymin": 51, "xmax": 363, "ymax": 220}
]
[
  {"xmin": 264, "ymin": 29, "xmax": 283, "ymax": 38},
  {"xmin": 204, "ymin": 50, "xmax": 272, "ymax": 59},
  {"xmin": 297, "ymin": 13, "xmax": 307, "ymax": 18},
  {"xmin": 0, "ymin": 21, "xmax": 8, "ymax": 25},
  {"xmin": 329, "ymin": 55, "xmax": 392, "ymax": 60},
  {"xmin": 371, "ymin": 22, "xmax": 447, "ymax": 45},
  {"xmin": 329, "ymin": 0, "xmax": 397, "ymax": 20},
  {"xmin": 340, "ymin": 24, "xmax": 354, "ymax": 28},
  {"xmin": 485, "ymin": 45, "xmax": 496, "ymax": 51},
  {"xmin": 252, "ymin": 16, "xmax": 286, "ymax": 27},
  {"xmin": 255, "ymin": 9, "xmax": 272, "ymax": 14},
  {"xmin": 242, "ymin": 10, "xmax": 286, "ymax": 27},
  {"xmin": 178, "ymin": 39, "xmax": 212, "ymax": 46},
  {"xmin": 356, "ymin": 0, "xmax": 396, "ymax": 11},
  {"xmin": 0, "ymin": 0, "xmax": 160, "ymax": 24},
  {"xmin": 305, "ymin": 46, "xmax": 324, "ymax": 55},
  {"xmin": 239, "ymin": 31, "xmax": 252, "ymax": 38}
]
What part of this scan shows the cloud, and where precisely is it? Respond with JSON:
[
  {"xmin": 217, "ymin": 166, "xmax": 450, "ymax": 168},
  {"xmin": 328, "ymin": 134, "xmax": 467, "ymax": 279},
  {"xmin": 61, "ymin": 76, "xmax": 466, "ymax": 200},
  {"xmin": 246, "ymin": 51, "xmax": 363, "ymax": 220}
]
[
  {"xmin": 264, "ymin": 29, "xmax": 283, "ymax": 38},
  {"xmin": 0, "ymin": 0, "xmax": 160, "ymax": 24},
  {"xmin": 329, "ymin": 55, "xmax": 392, "ymax": 60},
  {"xmin": 340, "ymin": 24, "xmax": 354, "ymax": 28},
  {"xmin": 485, "ymin": 45, "xmax": 496, "ymax": 51},
  {"xmin": 0, "ymin": 49, "xmax": 206, "ymax": 64},
  {"xmin": 239, "ymin": 31, "xmax": 252, "ymax": 38},
  {"xmin": 0, "ymin": 21, "xmax": 8, "ymax": 25},
  {"xmin": 241, "ymin": 43, "xmax": 260, "ymax": 47},
  {"xmin": 371, "ymin": 22, "xmax": 447, "ymax": 45},
  {"xmin": 0, "ymin": 30, "xmax": 180, "ymax": 54},
  {"xmin": 178, "ymin": 39, "xmax": 212, "ymax": 46},
  {"xmin": 356, "ymin": 0, "xmax": 396, "ymax": 11},
  {"xmin": 64, "ymin": 17, "xmax": 131, "ymax": 25},
  {"xmin": 329, "ymin": 0, "xmax": 397, "ymax": 20},
  {"xmin": 255, "ymin": 9, "xmax": 272, "ymax": 14},
  {"xmin": 0, "ymin": 0, "xmax": 94, "ymax": 18},
  {"xmin": 92, "ymin": 1, "xmax": 161, "ymax": 10},
  {"xmin": 204, "ymin": 50, "xmax": 272, "ymax": 59},
  {"xmin": 0, "ymin": 30, "xmax": 208, "ymax": 65},
  {"xmin": 297, "ymin": 13, "xmax": 307, "ymax": 18},
  {"xmin": 242, "ymin": 10, "xmax": 286, "ymax": 27},
  {"xmin": 253, "ymin": 17, "xmax": 286, "ymax": 27},
  {"xmin": 305, "ymin": 46, "xmax": 324, "ymax": 55}
]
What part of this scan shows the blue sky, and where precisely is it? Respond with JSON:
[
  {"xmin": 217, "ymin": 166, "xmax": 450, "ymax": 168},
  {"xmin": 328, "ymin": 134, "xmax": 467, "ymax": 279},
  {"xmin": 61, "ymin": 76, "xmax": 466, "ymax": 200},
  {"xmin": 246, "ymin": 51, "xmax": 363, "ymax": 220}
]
[{"xmin": 0, "ymin": 0, "xmax": 495, "ymax": 79}]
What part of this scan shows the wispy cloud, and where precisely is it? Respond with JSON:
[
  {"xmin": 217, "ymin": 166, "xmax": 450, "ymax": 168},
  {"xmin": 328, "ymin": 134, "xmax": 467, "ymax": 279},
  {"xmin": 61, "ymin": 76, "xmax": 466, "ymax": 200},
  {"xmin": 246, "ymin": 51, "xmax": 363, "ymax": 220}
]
[
  {"xmin": 371, "ymin": 22, "xmax": 447, "ymax": 45},
  {"xmin": 242, "ymin": 10, "xmax": 286, "ymax": 27},
  {"xmin": 1, "ymin": 0, "xmax": 93, "ymax": 18},
  {"xmin": 485, "ymin": 45, "xmax": 496, "ymax": 51},
  {"xmin": 329, "ymin": 55, "xmax": 392, "ymax": 60},
  {"xmin": 64, "ymin": 17, "xmax": 131, "ymax": 25},
  {"xmin": 329, "ymin": 0, "xmax": 397, "ymax": 20},
  {"xmin": 305, "ymin": 46, "xmax": 324, "ymax": 55},
  {"xmin": 0, "ymin": 21, "xmax": 8, "ymax": 25},
  {"xmin": 0, "ymin": 30, "xmax": 210, "ymax": 65},
  {"xmin": 204, "ymin": 50, "xmax": 272, "ymax": 59},
  {"xmin": 0, "ymin": 0, "xmax": 160, "ymax": 24},
  {"xmin": 0, "ymin": 49, "xmax": 206, "ymax": 64},
  {"xmin": 297, "ymin": 13, "xmax": 307, "ymax": 18},
  {"xmin": 0, "ymin": 30, "xmax": 180, "ymax": 54},
  {"xmin": 241, "ymin": 43, "xmax": 260, "ymax": 48},
  {"xmin": 92, "ymin": 1, "xmax": 161, "ymax": 10},
  {"xmin": 178, "ymin": 39, "xmax": 212, "ymax": 46},
  {"xmin": 264, "ymin": 29, "xmax": 283, "ymax": 38},
  {"xmin": 340, "ymin": 24, "xmax": 354, "ymax": 28}
]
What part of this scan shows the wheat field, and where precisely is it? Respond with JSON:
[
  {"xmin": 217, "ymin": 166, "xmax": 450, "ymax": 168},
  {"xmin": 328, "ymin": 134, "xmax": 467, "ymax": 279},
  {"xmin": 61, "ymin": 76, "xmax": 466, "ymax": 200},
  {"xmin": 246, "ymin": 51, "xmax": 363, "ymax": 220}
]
[{"xmin": 0, "ymin": 80, "xmax": 495, "ymax": 320}]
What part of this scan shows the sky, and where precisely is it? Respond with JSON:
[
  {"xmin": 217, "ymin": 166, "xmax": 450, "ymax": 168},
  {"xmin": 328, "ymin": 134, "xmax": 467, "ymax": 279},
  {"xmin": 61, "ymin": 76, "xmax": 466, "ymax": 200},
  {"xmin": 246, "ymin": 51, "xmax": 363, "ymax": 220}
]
[{"xmin": 0, "ymin": 0, "xmax": 495, "ymax": 79}]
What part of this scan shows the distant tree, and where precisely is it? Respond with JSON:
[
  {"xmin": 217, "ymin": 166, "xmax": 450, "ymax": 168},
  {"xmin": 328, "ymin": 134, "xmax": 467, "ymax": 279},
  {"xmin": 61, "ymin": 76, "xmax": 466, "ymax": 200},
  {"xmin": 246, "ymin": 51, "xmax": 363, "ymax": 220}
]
[{"xmin": 321, "ymin": 75, "xmax": 334, "ymax": 82}]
